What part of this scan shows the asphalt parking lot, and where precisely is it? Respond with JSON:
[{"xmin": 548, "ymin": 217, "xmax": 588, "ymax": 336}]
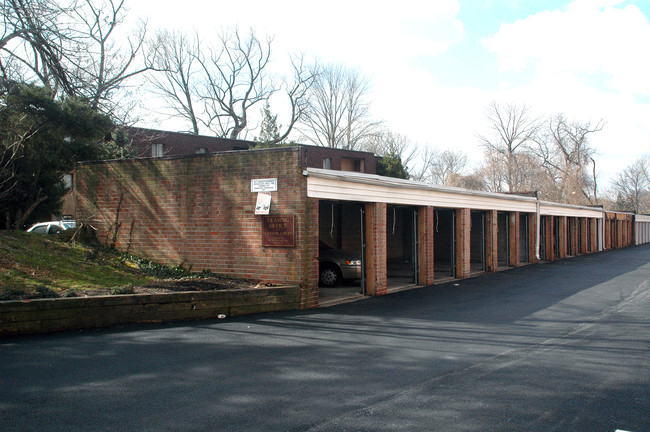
[{"xmin": 1, "ymin": 244, "xmax": 649, "ymax": 431}]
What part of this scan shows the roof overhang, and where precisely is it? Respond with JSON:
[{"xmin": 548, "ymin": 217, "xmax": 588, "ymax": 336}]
[
  {"xmin": 304, "ymin": 168, "xmax": 606, "ymax": 218},
  {"xmin": 304, "ymin": 168, "xmax": 538, "ymax": 213},
  {"xmin": 539, "ymin": 201, "xmax": 604, "ymax": 218}
]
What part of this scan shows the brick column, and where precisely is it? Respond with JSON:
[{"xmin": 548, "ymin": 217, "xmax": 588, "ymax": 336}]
[
  {"xmin": 509, "ymin": 212, "xmax": 520, "ymax": 267},
  {"xmin": 301, "ymin": 198, "xmax": 320, "ymax": 308},
  {"xmin": 529, "ymin": 213, "xmax": 538, "ymax": 263},
  {"xmin": 580, "ymin": 218, "xmax": 588, "ymax": 254},
  {"xmin": 365, "ymin": 202, "xmax": 387, "ymax": 295},
  {"xmin": 590, "ymin": 219, "xmax": 598, "ymax": 252},
  {"xmin": 418, "ymin": 206, "xmax": 435, "ymax": 286},
  {"xmin": 456, "ymin": 208, "xmax": 471, "ymax": 279},
  {"xmin": 486, "ymin": 210, "xmax": 498, "ymax": 271}
]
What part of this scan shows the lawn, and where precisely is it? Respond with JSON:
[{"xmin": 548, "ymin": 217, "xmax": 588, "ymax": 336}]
[{"xmin": 0, "ymin": 229, "xmax": 256, "ymax": 300}]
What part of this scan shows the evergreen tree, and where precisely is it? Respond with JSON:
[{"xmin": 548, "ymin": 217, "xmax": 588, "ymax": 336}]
[
  {"xmin": 0, "ymin": 84, "xmax": 113, "ymax": 229},
  {"xmin": 376, "ymin": 153, "xmax": 409, "ymax": 179},
  {"xmin": 254, "ymin": 102, "xmax": 282, "ymax": 147}
]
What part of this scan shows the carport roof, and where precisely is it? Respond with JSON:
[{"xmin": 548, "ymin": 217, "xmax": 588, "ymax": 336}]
[
  {"xmin": 304, "ymin": 168, "xmax": 605, "ymax": 218},
  {"xmin": 304, "ymin": 168, "xmax": 538, "ymax": 212}
]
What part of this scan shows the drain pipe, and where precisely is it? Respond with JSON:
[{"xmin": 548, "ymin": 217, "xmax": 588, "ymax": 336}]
[{"xmin": 536, "ymin": 199, "xmax": 542, "ymax": 261}]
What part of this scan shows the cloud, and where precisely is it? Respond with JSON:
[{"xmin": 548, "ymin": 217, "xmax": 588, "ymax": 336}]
[
  {"xmin": 482, "ymin": 1, "xmax": 650, "ymax": 95},
  {"xmin": 477, "ymin": 0, "xmax": 650, "ymax": 184}
]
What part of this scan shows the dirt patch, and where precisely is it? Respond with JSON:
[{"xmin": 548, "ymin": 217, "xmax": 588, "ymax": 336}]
[
  {"xmin": 73, "ymin": 277, "xmax": 269, "ymax": 297},
  {"xmin": 135, "ymin": 277, "xmax": 269, "ymax": 294}
]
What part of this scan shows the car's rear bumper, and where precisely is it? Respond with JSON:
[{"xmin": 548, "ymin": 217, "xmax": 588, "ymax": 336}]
[{"xmin": 340, "ymin": 264, "xmax": 362, "ymax": 280}]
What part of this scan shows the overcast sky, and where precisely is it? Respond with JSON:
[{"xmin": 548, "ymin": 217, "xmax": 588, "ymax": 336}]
[{"xmin": 129, "ymin": 0, "xmax": 650, "ymax": 186}]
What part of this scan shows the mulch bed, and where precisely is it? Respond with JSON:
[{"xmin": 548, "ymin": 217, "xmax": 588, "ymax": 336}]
[
  {"xmin": 0, "ymin": 277, "xmax": 270, "ymax": 301},
  {"xmin": 134, "ymin": 277, "xmax": 268, "ymax": 294}
]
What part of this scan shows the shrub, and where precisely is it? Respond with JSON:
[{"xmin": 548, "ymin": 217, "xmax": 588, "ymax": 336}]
[
  {"xmin": 33, "ymin": 285, "xmax": 60, "ymax": 299},
  {"xmin": 0, "ymin": 286, "xmax": 28, "ymax": 301},
  {"xmin": 111, "ymin": 286, "xmax": 134, "ymax": 295}
]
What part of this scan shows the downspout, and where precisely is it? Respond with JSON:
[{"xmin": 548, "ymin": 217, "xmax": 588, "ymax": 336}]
[{"xmin": 536, "ymin": 199, "xmax": 542, "ymax": 261}]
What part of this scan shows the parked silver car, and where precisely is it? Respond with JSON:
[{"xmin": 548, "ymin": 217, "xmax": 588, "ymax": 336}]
[
  {"xmin": 318, "ymin": 241, "xmax": 362, "ymax": 287},
  {"xmin": 27, "ymin": 220, "xmax": 76, "ymax": 234}
]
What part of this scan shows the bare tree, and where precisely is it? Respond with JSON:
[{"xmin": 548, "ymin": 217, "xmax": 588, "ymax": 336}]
[
  {"xmin": 146, "ymin": 29, "xmax": 202, "ymax": 134},
  {"xmin": 0, "ymin": 0, "xmax": 75, "ymax": 94},
  {"xmin": 364, "ymin": 130, "xmax": 417, "ymax": 166},
  {"xmin": 269, "ymin": 53, "xmax": 316, "ymax": 144},
  {"xmin": 478, "ymin": 102, "xmax": 539, "ymax": 192},
  {"xmin": 2, "ymin": 0, "xmax": 149, "ymax": 120},
  {"xmin": 409, "ymin": 146, "xmax": 436, "ymax": 183},
  {"xmin": 300, "ymin": 63, "xmax": 381, "ymax": 150},
  {"xmin": 428, "ymin": 149, "xmax": 469, "ymax": 186},
  {"xmin": 534, "ymin": 114, "xmax": 604, "ymax": 204},
  {"xmin": 196, "ymin": 28, "xmax": 275, "ymax": 139},
  {"xmin": 446, "ymin": 172, "xmax": 486, "ymax": 191},
  {"xmin": 146, "ymin": 28, "xmax": 314, "ymax": 141},
  {"xmin": 611, "ymin": 157, "xmax": 650, "ymax": 213},
  {"xmin": 70, "ymin": 0, "xmax": 149, "ymax": 117}
]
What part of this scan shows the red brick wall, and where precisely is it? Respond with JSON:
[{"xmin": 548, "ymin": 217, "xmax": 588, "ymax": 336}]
[
  {"xmin": 299, "ymin": 146, "xmax": 377, "ymax": 174},
  {"xmin": 75, "ymin": 148, "xmax": 319, "ymax": 307},
  {"xmin": 590, "ymin": 218, "xmax": 598, "ymax": 252},
  {"xmin": 509, "ymin": 212, "xmax": 520, "ymax": 267},
  {"xmin": 365, "ymin": 202, "xmax": 387, "ymax": 295},
  {"xmin": 418, "ymin": 206, "xmax": 435, "ymax": 286},
  {"xmin": 486, "ymin": 210, "xmax": 498, "ymax": 272},
  {"xmin": 456, "ymin": 208, "xmax": 471, "ymax": 279},
  {"xmin": 127, "ymin": 127, "xmax": 253, "ymax": 158}
]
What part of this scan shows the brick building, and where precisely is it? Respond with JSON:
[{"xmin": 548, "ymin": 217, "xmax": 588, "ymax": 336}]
[
  {"xmin": 125, "ymin": 126, "xmax": 377, "ymax": 173},
  {"xmin": 74, "ymin": 143, "xmax": 647, "ymax": 308}
]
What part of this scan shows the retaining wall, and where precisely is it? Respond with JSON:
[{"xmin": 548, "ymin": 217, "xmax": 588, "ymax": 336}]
[{"xmin": 0, "ymin": 286, "xmax": 300, "ymax": 336}]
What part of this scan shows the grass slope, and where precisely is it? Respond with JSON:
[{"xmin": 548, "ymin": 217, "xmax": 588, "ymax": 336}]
[{"xmin": 0, "ymin": 230, "xmax": 158, "ymax": 299}]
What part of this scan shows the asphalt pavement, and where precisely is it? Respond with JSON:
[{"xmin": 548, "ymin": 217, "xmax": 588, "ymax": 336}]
[{"xmin": 1, "ymin": 245, "xmax": 649, "ymax": 431}]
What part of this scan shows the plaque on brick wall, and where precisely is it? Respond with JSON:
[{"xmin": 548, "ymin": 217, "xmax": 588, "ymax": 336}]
[{"xmin": 262, "ymin": 215, "xmax": 295, "ymax": 247}]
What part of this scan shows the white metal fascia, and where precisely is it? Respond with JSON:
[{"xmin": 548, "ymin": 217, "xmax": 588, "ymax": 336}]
[
  {"xmin": 635, "ymin": 214, "xmax": 650, "ymax": 223},
  {"xmin": 539, "ymin": 201, "xmax": 604, "ymax": 218},
  {"xmin": 304, "ymin": 168, "xmax": 538, "ymax": 212}
]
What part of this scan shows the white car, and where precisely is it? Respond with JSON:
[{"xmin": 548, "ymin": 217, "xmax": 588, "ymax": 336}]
[{"xmin": 27, "ymin": 220, "xmax": 76, "ymax": 234}]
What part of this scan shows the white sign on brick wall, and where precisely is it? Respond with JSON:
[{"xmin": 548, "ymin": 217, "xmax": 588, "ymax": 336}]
[
  {"xmin": 251, "ymin": 178, "xmax": 277, "ymax": 192},
  {"xmin": 255, "ymin": 192, "xmax": 272, "ymax": 215}
]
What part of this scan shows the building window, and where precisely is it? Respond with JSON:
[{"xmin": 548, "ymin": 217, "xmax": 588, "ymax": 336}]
[
  {"xmin": 323, "ymin": 158, "xmax": 332, "ymax": 169},
  {"xmin": 152, "ymin": 143, "xmax": 164, "ymax": 158},
  {"xmin": 195, "ymin": 147, "xmax": 208, "ymax": 154},
  {"xmin": 341, "ymin": 157, "xmax": 364, "ymax": 172}
]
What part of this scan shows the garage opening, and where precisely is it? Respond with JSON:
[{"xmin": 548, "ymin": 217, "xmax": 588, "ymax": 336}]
[
  {"xmin": 567, "ymin": 218, "xmax": 575, "ymax": 257},
  {"xmin": 519, "ymin": 213, "xmax": 530, "ymax": 263},
  {"xmin": 470, "ymin": 210, "xmax": 486, "ymax": 273},
  {"xmin": 387, "ymin": 205, "xmax": 418, "ymax": 288},
  {"xmin": 540, "ymin": 215, "xmax": 548, "ymax": 261},
  {"xmin": 318, "ymin": 200, "xmax": 364, "ymax": 304},
  {"xmin": 434, "ymin": 208, "xmax": 456, "ymax": 280},
  {"xmin": 554, "ymin": 217, "xmax": 561, "ymax": 259},
  {"xmin": 497, "ymin": 212, "xmax": 510, "ymax": 268}
]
